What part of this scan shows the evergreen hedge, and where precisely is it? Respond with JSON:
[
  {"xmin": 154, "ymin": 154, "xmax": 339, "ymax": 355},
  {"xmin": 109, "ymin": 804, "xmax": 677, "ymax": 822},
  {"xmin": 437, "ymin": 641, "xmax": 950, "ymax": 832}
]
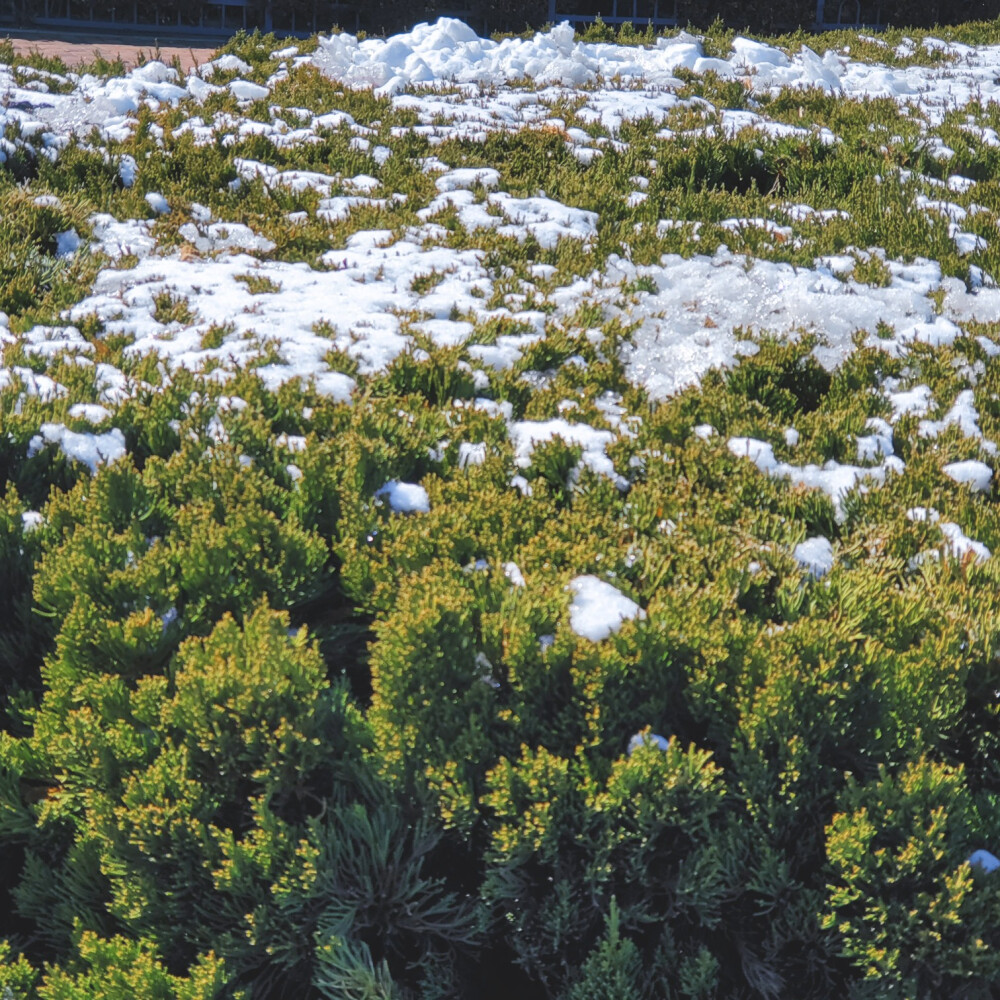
[{"xmin": 3, "ymin": 20, "xmax": 1000, "ymax": 1000}]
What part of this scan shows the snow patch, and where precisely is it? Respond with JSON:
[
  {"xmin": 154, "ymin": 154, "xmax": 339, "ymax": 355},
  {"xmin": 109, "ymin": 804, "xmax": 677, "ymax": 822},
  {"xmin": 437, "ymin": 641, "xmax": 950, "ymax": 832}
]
[
  {"xmin": 567, "ymin": 574, "xmax": 645, "ymax": 641},
  {"xmin": 375, "ymin": 480, "xmax": 431, "ymax": 513}
]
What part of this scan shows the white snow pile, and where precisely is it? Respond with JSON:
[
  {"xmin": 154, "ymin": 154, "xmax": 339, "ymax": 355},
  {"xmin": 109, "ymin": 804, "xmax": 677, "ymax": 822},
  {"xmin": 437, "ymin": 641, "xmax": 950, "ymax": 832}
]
[
  {"xmin": 943, "ymin": 460, "xmax": 993, "ymax": 493},
  {"xmin": 627, "ymin": 731, "xmax": 670, "ymax": 755},
  {"xmin": 567, "ymin": 575, "xmax": 645, "ymax": 641},
  {"xmin": 375, "ymin": 480, "xmax": 431, "ymax": 513},
  {"xmin": 27, "ymin": 423, "xmax": 126, "ymax": 474},
  {"xmin": 306, "ymin": 17, "xmax": 982, "ymax": 110},
  {"xmin": 793, "ymin": 536, "xmax": 835, "ymax": 577}
]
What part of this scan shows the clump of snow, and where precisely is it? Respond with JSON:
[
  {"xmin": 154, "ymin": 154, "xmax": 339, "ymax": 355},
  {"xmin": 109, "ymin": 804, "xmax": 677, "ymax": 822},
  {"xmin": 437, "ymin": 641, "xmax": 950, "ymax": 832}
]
[
  {"xmin": 21, "ymin": 510, "xmax": 44, "ymax": 533},
  {"xmin": 118, "ymin": 154, "xmax": 137, "ymax": 188},
  {"xmin": 27, "ymin": 423, "xmax": 126, "ymax": 474},
  {"xmin": 178, "ymin": 219, "xmax": 276, "ymax": 254},
  {"xmin": 567, "ymin": 575, "xmax": 645, "ymax": 641},
  {"xmin": 435, "ymin": 167, "xmax": 500, "ymax": 192},
  {"xmin": 420, "ymin": 188, "xmax": 597, "ymax": 248},
  {"xmin": 375, "ymin": 480, "xmax": 431, "ymax": 513},
  {"xmin": 794, "ymin": 536, "xmax": 834, "ymax": 577},
  {"xmin": 942, "ymin": 459, "xmax": 992, "ymax": 493},
  {"xmin": 68, "ymin": 402, "xmax": 111, "ymax": 424},
  {"xmin": 144, "ymin": 192, "xmax": 170, "ymax": 215},
  {"xmin": 627, "ymin": 731, "xmax": 670, "ymax": 755},
  {"xmin": 230, "ymin": 79, "xmax": 270, "ymax": 102},
  {"xmin": 888, "ymin": 384, "xmax": 934, "ymax": 419},
  {"xmin": 203, "ymin": 53, "xmax": 252, "ymax": 76},
  {"xmin": 729, "ymin": 438, "xmax": 778, "ymax": 469},
  {"xmin": 510, "ymin": 419, "xmax": 627, "ymax": 489},
  {"xmin": 457, "ymin": 441, "xmax": 487, "ymax": 468},
  {"xmin": 918, "ymin": 390, "xmax": 997, "ymax": 456},
  {"xmin": 908, "ymin": 506, "xmax": 990, "ymax": 564},
  {"xmin": 54, "ymin": 229, "xmax": 80, "ymax": 257},
  {"xmin": 510, "ymin": 474, "xmax": 532, "ymax": 496},
  {"xmin": 969, "ymin": 849, "xmax": 1000, "ymax": 873},
  {"xmin": 856, "ymin": 417, "xmax": 894, "ymax": 462},
  {"xmin": 90, "ymin": 215, "xmax": 156, "ymax": 260},
  {"xmin": 939, "ymin": 522, "xmax": 990, "ymax": 563},
  {"xmin": 275, "ymin": 433, "xmax": 307, "ymax": 453}
]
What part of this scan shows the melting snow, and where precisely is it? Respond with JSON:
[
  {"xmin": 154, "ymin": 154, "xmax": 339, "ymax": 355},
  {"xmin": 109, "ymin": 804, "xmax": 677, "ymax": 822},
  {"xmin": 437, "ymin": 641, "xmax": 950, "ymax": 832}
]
[
  {"xmin": 27, "ymin": 423, "xmax": 126, "ymax": 473},
  {"xmin": 728, "ymin": 436, "xmax": 904, "ymax": 519},
  {"xmin": 942, "ymin": 460, "xmax": 993, "ymax": 492},
  {"xmin": 627, "ymin": 731, "xmax": 670, "ymax": 754},
  {"xmin": 567, "ymin": 575, "xmax": 645, "ymax": 641},
  {"xmin": 375, "ymin": 480, "xmax": 431, "ymax": 513},
  {"xmin": 794, "ymin": 536, "xmax": 835, "ymax": 577}
]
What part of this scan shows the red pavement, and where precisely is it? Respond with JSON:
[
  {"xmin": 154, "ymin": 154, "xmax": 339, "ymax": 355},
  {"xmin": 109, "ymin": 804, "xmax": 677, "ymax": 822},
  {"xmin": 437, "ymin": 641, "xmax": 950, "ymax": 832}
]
[{"xmin": 6, "ymin": 35, "xmax": 219, "ymax": 69}]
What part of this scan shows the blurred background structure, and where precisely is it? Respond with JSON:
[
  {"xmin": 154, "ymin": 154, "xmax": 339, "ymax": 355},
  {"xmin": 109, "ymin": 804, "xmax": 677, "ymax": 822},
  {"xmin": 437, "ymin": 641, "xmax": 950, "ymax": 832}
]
[{"xmin": 0, "ymin": 0, "xmax": 998, "ymax": 49}]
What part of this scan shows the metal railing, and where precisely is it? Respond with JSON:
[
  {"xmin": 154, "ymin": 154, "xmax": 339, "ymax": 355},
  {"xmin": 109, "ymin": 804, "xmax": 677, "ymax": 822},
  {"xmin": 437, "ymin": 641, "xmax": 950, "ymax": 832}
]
[
  {"xmin": 546, "ymin": 0, "xmax": 679, "ymax": 27},
  {"xmin": 13, "ymin": 0, "xmax": 363, "ymax": 35},
  {"xmin": 814, "ymin": 0, "xmax": 885, "ymax": 27}
]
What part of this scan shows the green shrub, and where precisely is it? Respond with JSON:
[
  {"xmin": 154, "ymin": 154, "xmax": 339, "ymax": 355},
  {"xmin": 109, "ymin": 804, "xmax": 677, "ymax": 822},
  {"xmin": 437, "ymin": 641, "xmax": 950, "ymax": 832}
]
[
  {"xmin": 823, "ymin": 759, "xmax": 1000, "ymax": 997},
  {"xmin": 4, "ymin": 20, "xmax": 1000, "ymax": 999}
]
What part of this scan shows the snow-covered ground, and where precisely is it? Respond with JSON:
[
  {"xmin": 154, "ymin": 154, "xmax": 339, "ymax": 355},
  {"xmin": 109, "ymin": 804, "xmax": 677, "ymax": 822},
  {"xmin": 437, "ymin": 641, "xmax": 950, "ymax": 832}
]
[
  {"xmin": 7, "ymin": 20, "xmax": 999, "ymax": 396},
  {"xmin": 5, "ymin": 18, "xmax": 1000, "ymax": 634},
  {"xmin": 7, "ymin": 20, "xmax": 1000, "ymax": 134}
]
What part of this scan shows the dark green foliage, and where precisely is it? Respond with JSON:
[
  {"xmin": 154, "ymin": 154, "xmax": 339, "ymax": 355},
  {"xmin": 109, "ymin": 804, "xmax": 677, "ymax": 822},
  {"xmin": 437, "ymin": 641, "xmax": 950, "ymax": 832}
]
[
  {"xmin": 6, "ymin": 333, "xmax": 1000, "ymax": 1000},
  {"xmin": 823, "ymin": 760, "xmax": 1000, "ymax": 997}
]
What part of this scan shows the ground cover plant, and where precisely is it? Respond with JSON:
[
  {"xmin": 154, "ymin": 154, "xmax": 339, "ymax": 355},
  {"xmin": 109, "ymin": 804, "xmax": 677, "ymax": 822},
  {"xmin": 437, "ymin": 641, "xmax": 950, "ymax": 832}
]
[{"xmin": 4, "ymin": 14, "xmax": 1000, "ymax": 1000}]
